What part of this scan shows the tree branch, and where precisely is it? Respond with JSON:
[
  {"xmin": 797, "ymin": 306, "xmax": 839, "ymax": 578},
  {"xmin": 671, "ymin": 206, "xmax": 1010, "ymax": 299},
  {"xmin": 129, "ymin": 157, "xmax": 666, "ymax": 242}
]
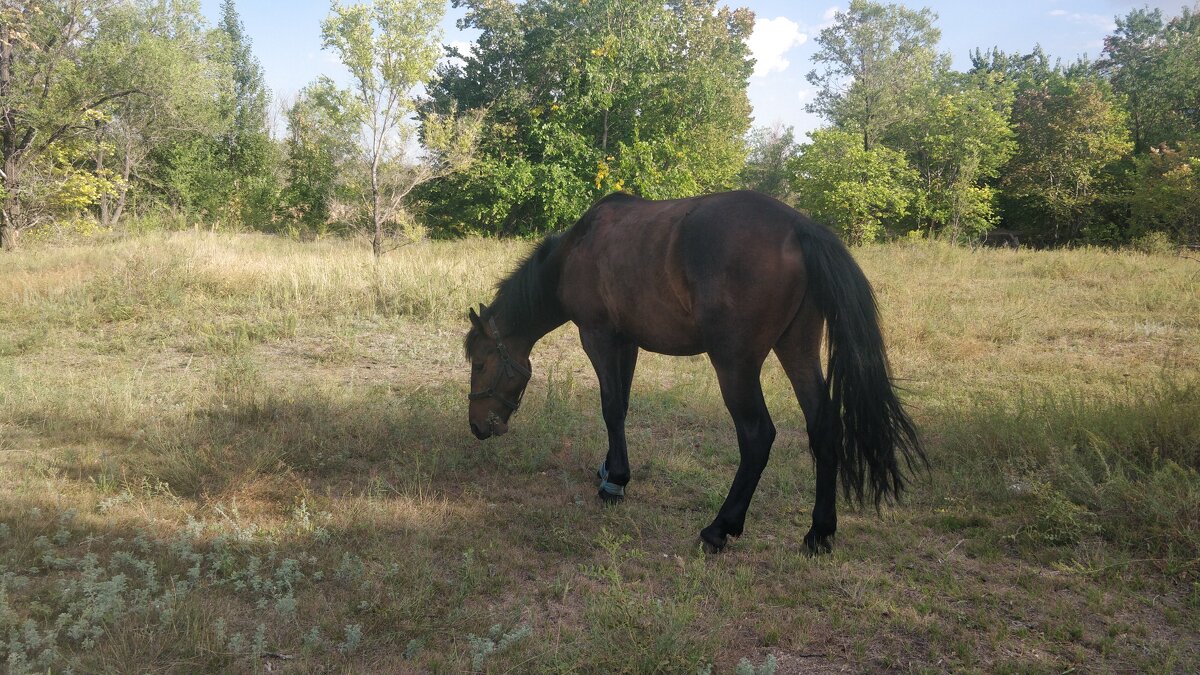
[{"xmin": 32, "ymin": 88, "xmax": 144, "ymax": 155}]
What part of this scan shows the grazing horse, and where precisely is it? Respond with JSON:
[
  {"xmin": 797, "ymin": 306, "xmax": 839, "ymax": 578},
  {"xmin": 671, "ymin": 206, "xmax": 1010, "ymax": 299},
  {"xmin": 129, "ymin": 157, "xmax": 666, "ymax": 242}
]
[{"xmin": 465, "ymin": 190, "xmax": 923, "ymax": 553}]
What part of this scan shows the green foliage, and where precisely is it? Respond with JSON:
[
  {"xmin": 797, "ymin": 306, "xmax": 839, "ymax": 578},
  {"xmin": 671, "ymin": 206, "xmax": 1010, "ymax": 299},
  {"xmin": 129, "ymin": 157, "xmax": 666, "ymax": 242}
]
[
  {"xmin": 789, "ymin": 129, "xmax": 917, "ymax": 244},
  {"xmin": 1002, "ymin": 74, "xmax": 1132, "ymax": 243},
  {"xmin": 282, "ymin": 78, "xmax": 363, "ymax": 234},
  {"xmin": 4, "ymin": 0, "xmax": 1199, "ymax": 251},
  {"xmin": 806, "ymin": 0, "xmax": 944, "ymax": 152},
  {"xmin": 465, "ymin": 622, "xmax": 531, "ymax": 671},
  {"xmin": 135, "ymin": 0, "xmax": 278, "ymax": 229},
  {"xmin": 156, "ymin": 136, "xmax": 237, "ymax": 223},
  {"xmin": 1, "ymin": 0, "xmax": 149, "ymax": 247},
  {"xmin": 1099, "ymin": 7, "xmax": 1200, "ymax": 153},
  {"xmin": 735, "ymin": 654, "xmax": 778, "ymax": 675},
  {"xmin": 1127, "ymin": 142, "xmax": 1200, "ymax": 245},
  {"xmin": 36, "ymin": 131, "xmax": 120, "ymax": 216},
  {"xmin": 889, "ymin": 70, "xmax": 1016, "ymax": 241},
  {"xmin": 421, "ymin": 0, "xmax": 754, "ymax": 236},
  {"xmin": 1128, "ymin": 231, "xmax": 1177, "ymax": 256},
  {"xmin": 805, "ymin": 2, "xmax": 1016, "ymax": 243},
  {"xmin": 217, "ymin": 0, "xmax": 269, "ymax": 158},
  {"xmin": 88, "ymin": 0, "xmax": 224, "ymax": 228},
  {"xmin": 737, "ymin": 125, "xmax": 798, "ymax": 201},
  {"xmin": 319, "ymin": 0, "xmax": 460, "ymax": 256},
  {"xmin": 213, "ymin": 0, "xmax": 278, "ymax": 228}
]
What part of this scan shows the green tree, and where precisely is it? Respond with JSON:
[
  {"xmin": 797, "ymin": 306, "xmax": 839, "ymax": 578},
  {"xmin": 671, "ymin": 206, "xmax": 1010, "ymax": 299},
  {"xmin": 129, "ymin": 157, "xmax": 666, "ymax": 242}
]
[
  {"xmin": 1, "ymin": 1, "xmax": 142, "ymax": 249},
  {"xmin": 806, "ymin": 0, "xmax": 943, "ymax": 152},
  {"xmin": 281, "ymin": 78, "xmax": 360, "ymax": 234},
  {"xmin": 1159, "ymin": 8, "xmax": 1200, "ymax": 143},
  {"xmin": 888, "ymin": 70, "xmax": 1015, "ymax": 241},
  {"xmin": 145, "ymin": 0, "xmax": 275, "ymax": 227},
  {"xmin": 217, "ymin": 0, "xmax": 267, "ymax": 168},
  {"xmin": 1003, "ymin": 74, "xmax": 1131, "ymax": 243},
  {"xmin": 1128, "ymin": 142, "xmax": 1200, "ymax": 245},
  {"xmin": 1099, "ymin": 7, "xmax": 1200, "ymax": 153},
  {"xmin": 215, "ymin": 0, "xmax": 277, "ymax": 227},
  {"xmin": 1098, "ymin": 8, "xmax": 1171, "ymax": 153},
  {"xmin": 422, "ymin": 0, "xmax": 754, "ymax": 236},
  {"xmin": 789, "ymin": 128, "xmax": 917, "ymax": 245},
  {"xmin": 88, "ymin": 0, "xmax": 221, "ymax": 227},
  {"xmin": 969, "ymin": 46, "xmax": 1055, "ymax": 88},
  {"xmin": 737, "ymin": 124, "xmax": 799, "ymax": 202},
  {"xmin": 320, "ymin": 0, "xmax": 479, "ymax": 256}
]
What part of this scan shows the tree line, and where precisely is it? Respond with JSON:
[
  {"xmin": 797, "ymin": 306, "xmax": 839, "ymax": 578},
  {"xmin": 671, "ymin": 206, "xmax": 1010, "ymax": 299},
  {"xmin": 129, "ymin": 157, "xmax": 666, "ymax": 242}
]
[
  {"xmin": 754, "ymin": 1, "xmax": 1199, "ymax": 248},
  {"xmin": 2, "ymin": 0, "xmax": 1197, "ymax": 253}
]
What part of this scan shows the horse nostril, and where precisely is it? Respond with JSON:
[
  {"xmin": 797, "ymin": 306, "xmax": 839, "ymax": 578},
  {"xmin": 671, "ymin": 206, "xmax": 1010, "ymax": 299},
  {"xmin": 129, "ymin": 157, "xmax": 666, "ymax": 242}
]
[{"xmin": 470, "ymin": 421, "xmax": 489, "ymax": 439}]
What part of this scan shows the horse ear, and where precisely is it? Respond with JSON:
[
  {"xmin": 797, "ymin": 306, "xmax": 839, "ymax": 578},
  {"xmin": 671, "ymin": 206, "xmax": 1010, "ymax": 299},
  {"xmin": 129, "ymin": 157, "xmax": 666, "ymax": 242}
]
[{"xmin": 468, "ymin": 307, "xmax": 486, "ymax": 332}]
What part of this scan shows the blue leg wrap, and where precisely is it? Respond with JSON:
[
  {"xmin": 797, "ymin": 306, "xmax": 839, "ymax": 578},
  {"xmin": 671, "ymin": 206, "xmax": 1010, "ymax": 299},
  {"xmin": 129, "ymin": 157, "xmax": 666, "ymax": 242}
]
[{"xmin": 598, "ymin": 461, "xmax": 625, "ymax": 497}]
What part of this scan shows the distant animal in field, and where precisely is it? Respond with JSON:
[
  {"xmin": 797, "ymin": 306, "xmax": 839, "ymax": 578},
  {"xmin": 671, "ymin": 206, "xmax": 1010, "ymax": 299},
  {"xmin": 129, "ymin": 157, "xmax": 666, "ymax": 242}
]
[
  {"xmin": 981, "ymin": 228, "xmax": 1021, "ymax": 249},
  {"xmin": 464, "ymin": 190, "xmax": 925, "ymax": 554}
]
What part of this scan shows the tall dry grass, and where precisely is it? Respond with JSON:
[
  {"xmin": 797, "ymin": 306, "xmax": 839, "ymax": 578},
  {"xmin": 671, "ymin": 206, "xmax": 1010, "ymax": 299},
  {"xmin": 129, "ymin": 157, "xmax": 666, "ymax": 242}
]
[{"xmin": 0, "ymin": 231, "xmax": 1197, "ymax": 672}]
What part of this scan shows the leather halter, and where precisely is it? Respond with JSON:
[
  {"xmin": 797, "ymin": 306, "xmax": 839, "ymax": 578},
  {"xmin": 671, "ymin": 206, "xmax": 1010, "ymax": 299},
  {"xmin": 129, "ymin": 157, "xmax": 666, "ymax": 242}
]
[{"xmin": 467, "ymin": 317, "xmax": 531, "ymax": 411}]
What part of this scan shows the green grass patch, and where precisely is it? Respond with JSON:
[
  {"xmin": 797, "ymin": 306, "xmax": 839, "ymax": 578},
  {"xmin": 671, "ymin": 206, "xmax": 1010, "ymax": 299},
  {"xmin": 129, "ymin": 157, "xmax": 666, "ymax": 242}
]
[{"xmin": 0, "ymin": 232, "xmax": 1197, "ymax": 672}]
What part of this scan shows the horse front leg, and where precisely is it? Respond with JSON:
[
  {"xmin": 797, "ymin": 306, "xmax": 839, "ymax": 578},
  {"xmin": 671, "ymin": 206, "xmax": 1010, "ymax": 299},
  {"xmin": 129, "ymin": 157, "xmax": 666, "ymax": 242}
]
[
  {"xmin": 700, "ymin": 357, "xmax": 775, "ymax": 553},
  {"xmin": 579, "ymin": 329, "xmax": 638, "ymax": 503}
]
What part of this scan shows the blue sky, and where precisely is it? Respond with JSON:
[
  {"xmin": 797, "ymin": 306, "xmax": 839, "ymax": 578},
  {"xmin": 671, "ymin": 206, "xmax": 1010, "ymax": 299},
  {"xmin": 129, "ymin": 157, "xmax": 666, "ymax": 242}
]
[{"xmin": 200, "ymin": 0, "xmax": 1191, "ymax": 138}]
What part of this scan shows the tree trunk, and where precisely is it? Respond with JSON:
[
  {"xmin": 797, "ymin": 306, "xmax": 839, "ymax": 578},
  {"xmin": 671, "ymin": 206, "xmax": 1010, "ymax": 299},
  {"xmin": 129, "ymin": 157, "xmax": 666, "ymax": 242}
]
[
  {"xmin": 602, "ymin": 109, "xmax": 609, "ymax": 152},
  {"xmin": 109, "ymin": 144, "xmax": 134, "ymax": 227},
  {"xmin": 0, "ymin": 185, "xmax": 18, "ymax": 249},
  {"xmin": 97, "ymin": 132, "xmax": 110, "ymax": 227},
  {"xmin": 371, "ymin": 158, "xmax": 382, "ymax": 259},
  {"xmin": 2, "ymin": 157, "xmax": 20, "ymax": 251},
  {"xmin": 0, "ymin": 221, "xmax": 16, "ymax": 250},
  {"xmin": 1, "ymin": 22, "xmax": 17, "ymax": 251}
]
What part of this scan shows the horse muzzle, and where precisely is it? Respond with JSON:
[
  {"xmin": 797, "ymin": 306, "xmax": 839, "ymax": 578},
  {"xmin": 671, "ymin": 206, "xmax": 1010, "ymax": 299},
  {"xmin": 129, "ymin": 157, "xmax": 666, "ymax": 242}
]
[{"xmin": 470, "ymin": 412, "xmax": 509, "ymax": 440}]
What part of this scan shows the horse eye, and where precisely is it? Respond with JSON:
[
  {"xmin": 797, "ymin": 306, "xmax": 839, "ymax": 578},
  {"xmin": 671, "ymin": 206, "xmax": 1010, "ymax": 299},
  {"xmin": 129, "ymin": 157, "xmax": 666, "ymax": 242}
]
[{"xmin": 472, "ymin": 362, "xmax": 484, "ymax": 373}]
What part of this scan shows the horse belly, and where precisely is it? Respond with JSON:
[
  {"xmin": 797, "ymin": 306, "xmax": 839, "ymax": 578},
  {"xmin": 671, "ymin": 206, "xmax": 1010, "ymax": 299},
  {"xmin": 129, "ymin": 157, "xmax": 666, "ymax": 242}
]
[{"xmin": 621, "ymin": 306, "xmax": 705, "ymax": 356}]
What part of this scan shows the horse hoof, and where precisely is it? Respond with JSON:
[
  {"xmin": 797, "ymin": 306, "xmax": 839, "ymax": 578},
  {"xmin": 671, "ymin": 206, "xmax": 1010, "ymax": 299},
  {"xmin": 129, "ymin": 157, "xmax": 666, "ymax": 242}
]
[
  {"xmin": 699, "ymin": 528, "xmax": 727, "ymax": 554},
  {"xmin": 803, "ymin": 531, "xmax": 834, "ymax": 556},
  {"xmin": 597, "ymin": 488, "xmax": 624, "ymax": 505}
]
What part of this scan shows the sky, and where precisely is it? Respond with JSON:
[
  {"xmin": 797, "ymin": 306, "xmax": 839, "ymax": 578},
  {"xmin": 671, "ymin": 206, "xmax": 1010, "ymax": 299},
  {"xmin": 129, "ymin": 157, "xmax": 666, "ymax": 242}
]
[{"xmin": 199, "ymin": 0, "xmax": 1194, "ymax": 139}]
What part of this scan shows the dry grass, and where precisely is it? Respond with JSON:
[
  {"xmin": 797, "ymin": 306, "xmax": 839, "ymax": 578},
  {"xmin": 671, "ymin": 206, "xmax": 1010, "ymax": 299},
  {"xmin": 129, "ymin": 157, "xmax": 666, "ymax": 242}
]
[{"xmin": 1, "ymin": 231, "xmax": 1198, "ymax": 673}]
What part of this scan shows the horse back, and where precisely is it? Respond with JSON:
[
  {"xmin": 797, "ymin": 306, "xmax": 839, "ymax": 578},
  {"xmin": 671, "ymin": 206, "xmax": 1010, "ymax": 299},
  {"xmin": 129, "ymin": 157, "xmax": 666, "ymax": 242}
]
[{"xmin": 557, "ymin": 191, "xmax": 811, "ymax": 356}]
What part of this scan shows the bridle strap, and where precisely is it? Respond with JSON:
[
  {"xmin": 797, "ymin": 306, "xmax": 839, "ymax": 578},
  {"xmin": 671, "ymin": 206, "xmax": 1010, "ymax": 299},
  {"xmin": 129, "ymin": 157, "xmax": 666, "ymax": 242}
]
[{"xmin": 468, "ymin": 317, "xmax": 530, "ymax": 411}]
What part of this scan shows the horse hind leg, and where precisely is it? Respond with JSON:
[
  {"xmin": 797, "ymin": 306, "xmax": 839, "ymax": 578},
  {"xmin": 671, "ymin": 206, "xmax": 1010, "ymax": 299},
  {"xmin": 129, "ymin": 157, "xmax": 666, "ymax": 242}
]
[
  {"xmin": 774, "ymin": 306, "xmax": 839, "ymax": 554},
  {"xmin": 699, "ymin": 353, "xmax": 776, "ymax": 553}
]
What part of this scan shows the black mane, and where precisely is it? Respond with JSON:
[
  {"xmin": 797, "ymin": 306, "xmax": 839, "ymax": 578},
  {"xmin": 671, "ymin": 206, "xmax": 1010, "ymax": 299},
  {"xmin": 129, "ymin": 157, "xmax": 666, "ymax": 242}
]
[{"xmin": 465, "ymin": 233, "xmax": 562, "ymax": 356}]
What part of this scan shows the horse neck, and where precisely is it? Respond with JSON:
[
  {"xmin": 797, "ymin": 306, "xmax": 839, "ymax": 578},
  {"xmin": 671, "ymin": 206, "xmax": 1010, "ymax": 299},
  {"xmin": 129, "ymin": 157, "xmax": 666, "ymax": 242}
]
[
  {"xmin": 497, "ymin": 253, "xmax": 567, "ymax": 354},
  {"xmin": 516, "ymin": 306, "xmax": 566, "ymax": 352}
]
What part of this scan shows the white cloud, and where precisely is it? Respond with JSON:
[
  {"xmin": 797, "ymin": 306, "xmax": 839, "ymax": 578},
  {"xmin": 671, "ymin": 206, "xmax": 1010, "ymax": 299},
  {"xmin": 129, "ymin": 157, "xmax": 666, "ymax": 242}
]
[
  {"xmin": 440, "ymin": 40, "xmax": 475, "ymax": 68},
  {"xmin": 1048, "ymin": 9, "xmax": 1117, "ymax": 32},
  {"xmin": 747, "ymin": 16, "xmax": 807, "ymax": 78},
  {"xmin": 797, "ymin": 88, "xmax": 813, "ymax": 101},
  {"xmin": 449, "ymin": 40, "xmax": 474, "ymax": 60},
  {"xmin": 808, "ymin": 6, "xmax": 842, "ymax": 32}
]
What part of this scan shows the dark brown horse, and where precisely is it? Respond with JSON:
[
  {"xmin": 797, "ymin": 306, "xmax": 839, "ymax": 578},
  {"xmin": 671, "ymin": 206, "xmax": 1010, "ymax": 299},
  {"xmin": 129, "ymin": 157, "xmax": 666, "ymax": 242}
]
[{"xmin": 465, "ymin": 190, "xmax": 923, "ymax": 553}]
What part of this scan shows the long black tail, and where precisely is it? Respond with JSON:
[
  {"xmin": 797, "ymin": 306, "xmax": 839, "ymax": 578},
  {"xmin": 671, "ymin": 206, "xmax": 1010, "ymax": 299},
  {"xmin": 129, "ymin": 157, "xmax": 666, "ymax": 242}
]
[{"xmin": 798, "ymin": 223, "xmax": 926, "ymax": 507}]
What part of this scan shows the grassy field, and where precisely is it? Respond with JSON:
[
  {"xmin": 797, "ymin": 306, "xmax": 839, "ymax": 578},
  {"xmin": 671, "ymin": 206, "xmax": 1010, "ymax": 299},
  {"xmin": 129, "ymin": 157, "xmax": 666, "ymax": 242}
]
[{"xmin": 1, "ymin": 231, "xmax": 1198, "ymax": 673}]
